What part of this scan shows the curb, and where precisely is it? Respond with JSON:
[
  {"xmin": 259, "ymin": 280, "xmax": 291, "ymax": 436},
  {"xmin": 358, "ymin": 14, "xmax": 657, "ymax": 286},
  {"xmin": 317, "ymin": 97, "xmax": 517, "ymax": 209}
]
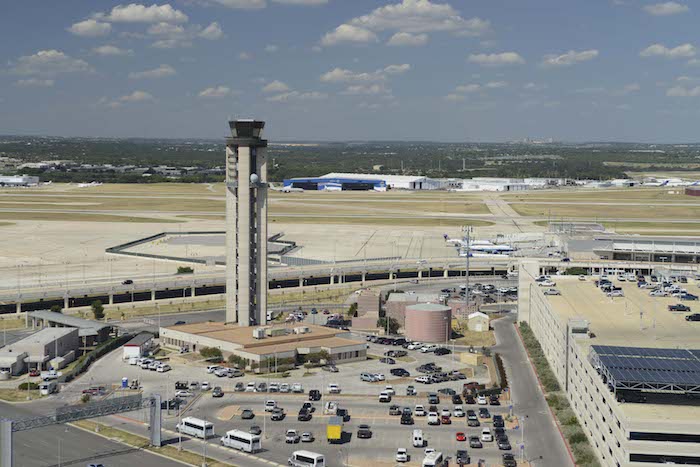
[{"xmin": 513, "ymin": 323, "xmax": 577, "ymax": 467}]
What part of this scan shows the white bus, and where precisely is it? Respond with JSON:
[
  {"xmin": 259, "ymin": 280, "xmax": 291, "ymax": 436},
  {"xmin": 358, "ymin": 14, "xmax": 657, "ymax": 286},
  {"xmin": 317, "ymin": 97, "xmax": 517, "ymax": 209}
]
[
  {"xmin": 176, "ymin": 417, "xmax": 214, "ymax": 439},
  {"xmin": 39, "ymin": 380, "xmax": 57, "ymax": 395},
  {"xmin": 288, "ymin": 450, "xmax": 326, "ymax": 467},
  {"xmin": 220, "ymin": 429, "xmax": 261, "ymax": 453},
  {"xmin": 422, "ymin": 452, "xmax": 446, "ymax": 467}
]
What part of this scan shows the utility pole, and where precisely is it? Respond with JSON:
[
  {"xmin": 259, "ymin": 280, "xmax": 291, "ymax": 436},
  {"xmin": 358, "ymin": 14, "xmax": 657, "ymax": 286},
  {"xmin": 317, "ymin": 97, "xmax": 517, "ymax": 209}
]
[{"xmin": 463, "ymin": 226, "xmax": 472, "ymax": 317}]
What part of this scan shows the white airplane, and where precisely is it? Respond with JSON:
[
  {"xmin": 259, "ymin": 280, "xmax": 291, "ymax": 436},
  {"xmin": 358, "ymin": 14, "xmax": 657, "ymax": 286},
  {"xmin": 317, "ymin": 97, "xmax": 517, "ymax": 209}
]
[
  {"xmin": 444, "ymin": 235, "xmax": 515, "ymax": 253},
  {"xmin": 77, "ymin": 181, "xmax": 103, "ymax": 188}
]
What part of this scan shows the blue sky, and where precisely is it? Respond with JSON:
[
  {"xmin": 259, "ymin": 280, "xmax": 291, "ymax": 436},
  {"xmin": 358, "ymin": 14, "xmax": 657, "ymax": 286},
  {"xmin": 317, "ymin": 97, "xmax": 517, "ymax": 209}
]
[{"xmin": 1, "ymin": 0, "xmax": 699, "ymax": 142}]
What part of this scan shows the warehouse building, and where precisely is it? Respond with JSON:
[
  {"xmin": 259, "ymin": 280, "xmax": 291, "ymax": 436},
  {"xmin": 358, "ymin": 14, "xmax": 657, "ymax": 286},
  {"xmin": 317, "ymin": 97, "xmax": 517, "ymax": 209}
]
[
  {"xmin": 0, "ymin": 327, "xmax": 79, "ymax": 375},
  {"xmin": 518, "ymin": 260, "xmax": 700, "ymax": 467},
  {"xmin": 283, "ymin": 176, "xmax": 387, "ymax": 191},
  {"xmin": 27, "ymin": 310, "xmax": 114, "ymax": 347},
  {"xmin": 160, "ymin": 323, "xmax": 366, "ymax": 367},
  {"xmin": 589, "ymin": 235, "xmax": 700, "ymax": 264},
  {"xmin": 122, "ymin": 333, "xmax": 154, "ymax": 360},
  {"xmin": 0, "ymin": 175, "xmax": 39, "ymax": 187}
]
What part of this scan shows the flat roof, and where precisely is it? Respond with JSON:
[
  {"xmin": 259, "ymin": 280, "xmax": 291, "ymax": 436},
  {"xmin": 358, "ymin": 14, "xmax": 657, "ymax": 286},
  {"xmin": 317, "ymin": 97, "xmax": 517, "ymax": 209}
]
[
  {"xmin": 543, "ymin": 277, "xmax": 700, "ymax": 350},
  {"xmin": 386, "ymin": 293, "xmax": 439, "ymax": 303},
  {"xmin": 0, "ymin": 327, "xmax": 75, "ymax": 354},
  {"xmin": 165, "ymin": 322, "xmax": 343, "ymax": 347},
  {"xmin": 124, "ymin": 332, "xmax": 154, "ymax": 347},
  {"xmin": 406, "ymin": 303, "xmax": 451, "ymax": 312},
  {"xmin": 28, "ymin": 310, "xmax": 112, "ymax": 336},
  {"xmin": 240, "ymin": 337, "xmax": 365, "ymax": 356}
]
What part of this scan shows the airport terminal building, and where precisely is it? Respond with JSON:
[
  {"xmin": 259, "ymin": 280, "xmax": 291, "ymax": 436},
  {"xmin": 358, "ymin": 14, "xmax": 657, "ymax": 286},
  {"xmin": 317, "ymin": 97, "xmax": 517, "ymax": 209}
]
[{"xmin": 519, "ymin": 261, "xmax": 700, "ymax": 467}]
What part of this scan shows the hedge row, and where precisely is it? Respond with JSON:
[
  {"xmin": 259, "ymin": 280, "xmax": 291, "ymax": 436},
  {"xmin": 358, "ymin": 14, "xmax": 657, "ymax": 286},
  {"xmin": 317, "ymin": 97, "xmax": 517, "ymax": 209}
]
[
  {"xmin": 519, "ymin": 322, "xmax": 600, "ymax": 467},
  {"xmin": 60, "ymin": 334, "xmax": 132, "ymax": 384}
]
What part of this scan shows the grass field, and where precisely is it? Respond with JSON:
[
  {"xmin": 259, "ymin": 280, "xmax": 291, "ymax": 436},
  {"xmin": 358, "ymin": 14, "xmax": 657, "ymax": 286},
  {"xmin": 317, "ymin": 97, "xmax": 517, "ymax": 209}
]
[
  {"xmin": 503, "ymin": 187, "xmax": 693, "ymax": 203},
  {"xmin": 510, "ymin": 203, "xmax": 700, "ymax": 220},
  {"xmin": 0, "ymin": 221, "xmax": 13, "ymax": 227},
  {"xmin": 0, "ymin": 212, "xmax": 181, "ymax": 223},
  {"xmin": 179, "ymin": 214, "xmax": 494, "ymax": 227}
]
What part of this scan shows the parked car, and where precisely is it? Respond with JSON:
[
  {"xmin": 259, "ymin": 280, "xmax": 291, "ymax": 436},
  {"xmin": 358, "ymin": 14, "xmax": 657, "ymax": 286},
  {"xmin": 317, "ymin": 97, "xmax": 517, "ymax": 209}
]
[
  {"xmin": 212, "ymin": 386, "xmax": 224, "ymax": 398},
  {"xmin": 327, "ymin": 384, "xmax": 341, "ymax": 394},
  {"xmin": 379, "ymin": 357, "xmax": 396, "ymax": 365},
  {"xmin": 249, "ymin": 426, "xmax": 262, "ymax": 435},
  {"xmin": 469, "ymin": 436, "xmax": 483, "ymax": 448},
  {"xmin": 414, "ymin": 405, "xmax": 427, "ymax": 416},
  {"xmin": 234, "ymin": 382, "xmax": 245, "ymax": 392},
  {"xmin": 477, "ymin": 395, "xmax": 487, "ymax": 405},
  {"xmin": 240, "ymin": 409, "xmax": 254, "ymax": 419},
  {"xmin": 669, "ymin": 304, "xmax": 691, "ymax": 312},
  {"xmin": 396, "ymin": 448, "xmax": 409, "ymax": 463},
  {"xmin": 686, "ymin": 313, "xmax": 700, "ymax": 322},
  {"xmin": 481, "ymin": 428, "xmax": 493, "ymax": 442},
  {"xmin": 309, "ymin": 389, "xmax": 321, "ymax": 401},
  {"xmin": 503, "ymin": 453, "xmax": 517, "ymax": 467},
  {"xmin": 453, "ymin": 406, "xmax": 465, "ymax": 417},
  {"xmin": 270, "ymin": 408, "xmax": 285, "ymax": 421},
  {"xmin": 456, "ymin": 450, "xmax": 470, "ymax": 465}
]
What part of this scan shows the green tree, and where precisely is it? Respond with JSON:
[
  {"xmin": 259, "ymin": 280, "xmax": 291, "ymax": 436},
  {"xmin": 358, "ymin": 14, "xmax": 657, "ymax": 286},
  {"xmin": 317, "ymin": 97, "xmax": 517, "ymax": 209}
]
[
  {"xmin": 91, "ymin": 300, "xmax": 104, "ymax": 320},
  {"xmin": 200, "ymin": 347, "xmax": 223, "ymax": 360},
  {"xmin": 347, "ymin": 303, "xmax": 358, "ymax": 318},
  {"xmin": 377, "ymin": 317, "xmax": 400, "ymax": 335},
  {"xmin": 50, "ymin": 304, "xmax": 62, "ymax": 314},
  {"xmin": 177, "ymin": 266, "xmax": 194, "ymax": 274}
]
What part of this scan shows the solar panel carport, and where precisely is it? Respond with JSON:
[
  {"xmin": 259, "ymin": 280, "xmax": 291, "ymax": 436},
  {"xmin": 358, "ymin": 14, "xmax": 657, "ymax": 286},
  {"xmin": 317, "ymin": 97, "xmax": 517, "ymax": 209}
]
[{"xmin": 590, "ymin": 345, "xmax": 700, "ymax": 395}]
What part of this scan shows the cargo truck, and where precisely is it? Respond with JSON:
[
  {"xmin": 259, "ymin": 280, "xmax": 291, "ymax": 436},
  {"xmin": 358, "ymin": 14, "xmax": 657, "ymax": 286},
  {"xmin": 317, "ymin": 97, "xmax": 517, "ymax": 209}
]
[{"xmin": 326, "ymin": 415, "xmax": 343, "ymax": 444}]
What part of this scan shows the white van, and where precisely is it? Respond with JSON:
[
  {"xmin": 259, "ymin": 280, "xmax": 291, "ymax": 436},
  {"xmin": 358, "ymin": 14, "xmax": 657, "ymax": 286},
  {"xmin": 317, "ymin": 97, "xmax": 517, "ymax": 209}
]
[
  {"xmin": 176, "ymin": 417, "xmax": 214, "ymax": 439},
  {"xmin": 288, "ymin": 450, "xmax": 326, "ymax": 467},
  {"xmin": 412, "ymin": 429, "xmax": 424, "ymax": 447},
  {"xmin": 220, "ymin": 429, "xmax": 261, "ymax": 453},
  {"xmin": 39, "ymin": 380, "xmax": 57, "ymax": 395},
  {"xmin": 422, "ymin": 452, "xmax": 444, "ymax": 467},
  {"xmin": 128, "ymin": 357, "xmax": 139, "ymax": 365}
]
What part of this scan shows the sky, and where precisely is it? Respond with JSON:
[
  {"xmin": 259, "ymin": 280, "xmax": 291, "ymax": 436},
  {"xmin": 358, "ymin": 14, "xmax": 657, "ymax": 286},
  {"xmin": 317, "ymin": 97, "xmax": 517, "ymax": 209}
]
[{"xmin": 1, "ymin": 0, "xmax": 700, "ymax": 142}]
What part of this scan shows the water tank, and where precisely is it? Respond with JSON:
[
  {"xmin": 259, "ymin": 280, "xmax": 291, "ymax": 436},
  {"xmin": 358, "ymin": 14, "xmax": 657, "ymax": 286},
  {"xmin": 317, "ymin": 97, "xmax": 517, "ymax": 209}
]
[
  {"xmin": 253, "ymin": 328, "xmax": 266, "ymax": 339},
  {"xmin": 405, "ymin": 303, "xmax": 452, "ymax": 343}
]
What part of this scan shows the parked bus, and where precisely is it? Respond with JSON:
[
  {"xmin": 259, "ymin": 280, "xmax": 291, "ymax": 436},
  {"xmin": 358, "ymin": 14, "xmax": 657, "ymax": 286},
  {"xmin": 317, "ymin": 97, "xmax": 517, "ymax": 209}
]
[
  {"xmin": 39, "ymin": 380, "xmax": 57, "ymax": 395},
  {"xmin": 288, "ymin": 450, "xmax": 326, "ymax": 467},
  {"xmin": 176, "ymin": 417, "xmax": 214, "ymax": 439},
  {"xmin": 220, "ymin": 429, "xmax": 261, "ymax": 453}
]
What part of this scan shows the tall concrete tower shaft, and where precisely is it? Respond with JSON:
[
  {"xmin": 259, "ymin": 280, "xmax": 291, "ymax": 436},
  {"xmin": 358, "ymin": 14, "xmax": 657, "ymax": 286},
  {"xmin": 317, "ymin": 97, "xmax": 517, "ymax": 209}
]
[{"xmin": 225, "ymin": 119, "xmax": 268, "ymax": 326}]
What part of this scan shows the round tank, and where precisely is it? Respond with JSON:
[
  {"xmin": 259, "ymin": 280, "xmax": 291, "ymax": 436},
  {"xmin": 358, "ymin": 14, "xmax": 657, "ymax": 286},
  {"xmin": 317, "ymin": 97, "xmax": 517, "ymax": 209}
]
[
  {"xmin": 404, "ymin": 303, "xmax": 452, "ymax": 343},
  {"xmin": 685, "ymin": 187, "xmax": 700, "ymax": 197}
]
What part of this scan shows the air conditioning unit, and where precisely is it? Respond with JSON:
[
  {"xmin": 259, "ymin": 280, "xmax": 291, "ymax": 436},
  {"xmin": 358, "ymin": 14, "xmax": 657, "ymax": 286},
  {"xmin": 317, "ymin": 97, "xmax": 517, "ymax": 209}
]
[
  {"xmin": 252, "ymin": 328, "xmax": 266, "ymax": 339},
  {"xmin": 294, "ymin": 326, "xmax": 310, "ymax": 335}
]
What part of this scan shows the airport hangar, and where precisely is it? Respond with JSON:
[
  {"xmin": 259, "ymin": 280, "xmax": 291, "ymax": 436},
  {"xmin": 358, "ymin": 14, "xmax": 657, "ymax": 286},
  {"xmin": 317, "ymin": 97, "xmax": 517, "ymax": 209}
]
[
  {"xmin": 283, "ymin": 173, "xmax": 441, "ymax": 190},
  {"xmin": 519, "ymin": 260, "xmax": 700, "ymax": 467}
]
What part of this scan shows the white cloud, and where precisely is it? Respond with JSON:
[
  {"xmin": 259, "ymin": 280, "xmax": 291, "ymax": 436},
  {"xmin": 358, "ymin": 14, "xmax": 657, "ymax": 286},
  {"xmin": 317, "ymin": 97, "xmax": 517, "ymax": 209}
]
[
  {"xmin": 485, "ymin": 81, "xmax": 507, "ymax": 89},
  {"xmin": 542, "ymin": 49, "xmax": 598, "ymax": 67},
  {"xmin": 104, "ymin": 90, "xmax": 155, "ymax": 107},
  {"xmin": 128, "ymin": 64, "xmax": 176, "ymax": 79},
  {"xmin": 11, "ymin": 50, "xmax": 93, "ymax": 76},
  {"xmin": 198, "ymin": 86, "xmax": 233, "ymax": 98},
  {"xmin": 14, "ymin": 79, "xmax": 55, "ymax": 87},
  {"xmin": 444, "ymin": 93, "xmax": 466, "ymax": 101},
  {"xmin": 358, "ymin": 101, "xmax": 382, "ymax": 110},
  {"xmin": 455, "ymin": 84, "xmax": 481, "ymax": 93},
  {"xmin": 92, "ymin": 45, "xmax": 133, "ymax": 56},
  {"xmin": 640, "ymin": 43, "xmax": 696, "ymax": 58},
  {"xmin": 342, "ymin": 83, "xmax": 390, "ymax": 95},
  {"xmin": 265, "ymin": 44, "xmax": 279, "ymax": 53},
  {"xmin": 386, "ymin": 32, "xmax": 428, "ymax": 46},
  {"xmin": 667, "ymin": 85, "xmax": 700, "ymax": 97},
  {"xmin": 643, "ymin": 2, "xmax": 689, "ymax": 16},
  {"xmin": 147, "ymin": 22, "xmax": 185, "ymax": 36},
  {"xmin": 272, "ymin": 0, "xmax": 328, "ymax": 4},
  {"xmin": 239, "ymin": 52, "xmax": 251, "ymax": 60},
  {"xmin": 262, "ymin": 80, "xmax": 290, "ymax": 93},
  {"xmin": 320, "ymin": 64, "xmax": 410, "ymax": 83},
  {"xmin": 99, "ymin": 3, "xmax": 188, "ymax": 23},
  {"xmin": 617, "ymin": 83, "xmax": 641, "ymax": 95},
  {"xmin": 321, "ymin": 24, "xmax": 378, "ymax": 46},
  {"xmin": 204, "ymin": 0, "xmax": 266, "ymax": 8},
  {"xmin": 68, "ymin": 19, "xmax": 112, "ymax": 37},
  {"xmin": 266, "ymin": 91, "xmax": 328, "ymax": 102},
  {"xmin": 687, "ymin": 58, "xmax": 700, "ymax": 66},
  {"xmin": 198, "ymin": 22, "xmax": 224, "ymax": 40},
  {"xmin": 152, "ymin": 38, "xmax": 192, "ymax": 48},
  {"xmin": 468, "ymin": 52, "xmax": 525, "ymax": 66}
]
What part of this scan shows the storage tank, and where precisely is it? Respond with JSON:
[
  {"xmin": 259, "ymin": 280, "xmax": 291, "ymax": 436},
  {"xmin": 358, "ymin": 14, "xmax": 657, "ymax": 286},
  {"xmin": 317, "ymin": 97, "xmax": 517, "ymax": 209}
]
[
  {"xmin": 685, "ymin": 187, "xmax": 700, "ymax": 197},
  {"xmin": 404, "ymin": 303, "xmax": 452, "ymax": 343}
]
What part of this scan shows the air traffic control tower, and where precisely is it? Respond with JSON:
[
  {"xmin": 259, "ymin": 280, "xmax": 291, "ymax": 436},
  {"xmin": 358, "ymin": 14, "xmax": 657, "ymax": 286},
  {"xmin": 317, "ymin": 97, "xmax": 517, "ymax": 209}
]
[{"xmin": 225, "ymin": 119, "xmax": 268, "ymax": 326}]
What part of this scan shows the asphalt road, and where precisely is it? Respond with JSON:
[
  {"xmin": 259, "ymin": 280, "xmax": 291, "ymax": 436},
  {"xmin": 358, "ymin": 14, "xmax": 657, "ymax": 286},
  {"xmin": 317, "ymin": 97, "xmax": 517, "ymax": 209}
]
[
  {"xmin": 491, "ymin": 316, "xmax": 573, "ymax": 467},
  {"xmin": 1, "ymin": 403, "xmax": 179, "ymax": 467}
]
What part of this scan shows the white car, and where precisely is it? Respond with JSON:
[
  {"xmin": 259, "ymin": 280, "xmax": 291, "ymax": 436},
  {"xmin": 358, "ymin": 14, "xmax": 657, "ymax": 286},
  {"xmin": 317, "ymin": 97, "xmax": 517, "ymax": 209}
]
[
  {"xmin": 396, "ymin": 448, "xmax": 408, "ymax": 463},
  {"xmin": 407, "ymin": 342, "xmax": 423, "ymax": 350},
  {"xmin": 419, "ymin": 345, "xmax": 436, "ymax": 353},
  {"xmin": 201, "ymin": 382, "xmax": 211, "ymax": 391},
  {"xmin": 279, "ymin": 383, "xmax": 290, "ymax": 393},
  {"xmin": 285, "ymin": 429, "xmax": 300, "ymax": 444},
  {"xmin": 453, "ymin": 406, "xmax": 465, "ymax": 417},
  {"xmin": 268, "ymin": 382, "xmax": 279, "ymax": 392},
  {"xmin": 440, "ymin": 408, "xmax": 451, "ymax": 417},
  {"xmin": 291, "ymin": 383, "xmax": 303, "ymax": 393},
  {"xmin": 477, "ymin": 395, "xmax": 487, "ymax": 405},
  {"xmin": 543, "ymin": 288, "xmax": 561, "ymax": 296},
  {"xmin": 414, "ymin": 405, "xmax": 426, "ymax": 416},
  {"xmin": 265, "ymin": 400, "xmax": 277, "ymax": 412},
  {"xmin": 415, "ymin": 375, "xmax": 431, "ymax": 384},
  {"xmin": 175, "ymin": 390, "xmax": 193, "ymax": 397},
  {"xmin": 424, "ymin": 448, "xmax": 436, "ymax": 455},
  {"xmin": 206, "ymin": 365, "xmax": 221, "ymax": 374},
  {"xmin": 384, "ymin": 385, "xmax": 395, "ymax": 396},
  {"xmin": 245, "ymin": 382, "xmax": 257, "ymax": 392},
  {"xmin": 481, "ymin": 428, "xmax": 493, "ymax": 442},
  {"xmin": 156, "ymin": 364, "xmax": 171, "ymax": 373},
  {"xmin": 427, "ymin": 412, "xmax": 440, "ymax": 425},
  {"xmin": 607, "ymin": 290, "xmax": 624, "ymax": 297},
  {"xmin": 539, "ymin": 280, "xmax": 556, "ymax": 287},
  {"xmin": 650, "ymin": 289, "xmax": 668, "ymax": 297},
  {"xmin": 328, "ymin": 384, "xmax": 341, "ymax": 394},
  {"xmin": 374, "ymin": 373, "xmax": 385, "ymax": 381}
]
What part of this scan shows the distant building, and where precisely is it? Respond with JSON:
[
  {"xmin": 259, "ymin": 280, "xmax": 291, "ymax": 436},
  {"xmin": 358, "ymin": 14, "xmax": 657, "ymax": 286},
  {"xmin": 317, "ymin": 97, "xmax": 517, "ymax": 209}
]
[
  {"xmin": 0, "ymin": 175, "xmax": 39, "ymax": 187},
  {"xmin": 27, "ymin": 310, "xmax": 113, "ymax": 347},
  {"xmin": 322, "ymin": 173, "xmax": 441, "ymax": 190},
  {"xmin": 385, "ymin": 292, "xmax": 442, "ymax": 328},
  {"xmin": 283, "ymin": 176, "xmax": 387, "ymax": 192},
  {"xmin": 122, "ymin": 333, "xmax": 154, "ymax": 360}
]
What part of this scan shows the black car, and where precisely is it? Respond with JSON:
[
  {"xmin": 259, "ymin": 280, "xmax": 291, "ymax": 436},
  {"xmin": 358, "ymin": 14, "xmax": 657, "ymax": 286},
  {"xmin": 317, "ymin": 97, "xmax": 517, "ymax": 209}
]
[
  {"xmin": 212, "ymin": 387, "xmax": 224, "ymax": 398},
  {"xmin": 122, "ymin": 279, "xmax": 133, "ymax": 285},
  {"xmin": 302, "ymin": 402, "xmax": 315, "ymax": 413},
  {"xmin": 390, "ymin": 368, "xmax": 410, "ymax": 377},
  {"xmin": 493, "ymin": 415, "xmax": 505, "ymax": 428},
  {"xmin": 241, "ymin": 409, "xmax": 255, "ymax": 419},
  {"xmin": 464, "ymin": 395, "xmax": 476, "ymax": 404},
  {"xmin": 308, "ymin": 389, "xmax": 321, "ymax": 401},
  {"xmin": 400, "ymin": 413, "xmax": 414, "ymax": 425},
  {"xmin": 478, "ymin": 408, "xmax": 490, "ymax": 419},
  {"xmin": 427, "ymin": 393, "xmax": 440, "ymax": 404},
  {"xmin": 469, "ymin": 436, "xmax": 482, "ymax": 448},
  {"xmin": 686, "ymin": 313, "xmax": 700, "ymax": 322},
  {"xmin": 503, "ymin": 453, "xmax": 517, "ymax": 467},
  {"xmin": 434, "ymin": 348, "xmax": 451, "ymax": 356},
  {"xmin": 681, "ymin": 293, "xmax": 699, "ymax": 301},
  {"xmin": 498, "ymin": 438, "xmax": 512, "ymax": 450},
  {"xmin": 160, "ymin": 398, "xmax": 183, "ymax": 410},
  {"xmin": 438, "ymin": 388, "xmax": 456, "ymax": 396},
  {"xmin": 669, "ymin": 304, "xmax": 691, "ymax": 312},
  {"xmin": 489, "ymin": 395, "xmax": 501, "ymax": 406},
  {"xmin": 336, "ymin": 408, "xmax": 350, "ymax": 422},
  {"xmin": 357, "ymin": 425, "xmax": 372, "ymax": 439},
  {"xmin": 389, "ymin": 405, "xmax": 401, "ymax": 416},
  {"xmin": 379, "ymin": 357, "xmax": 396, "ymax": 365},
  {"xmin": 298, "ymin": 408, "xmax": 312, "ymax": 421},
  {"xmin": 456, "ymin": 450, "xmax": 470, "ymax": 465},
  {"xmin": 249, "ymin": 425, "xmax": 262, "ymax": 435},
  {"xmin": 174, "ymin": 321, "xmax": 186, "ymax": 325},
  {"xmin": 452, "ymin": 394, "xmax": 463, "ymax": 404}
]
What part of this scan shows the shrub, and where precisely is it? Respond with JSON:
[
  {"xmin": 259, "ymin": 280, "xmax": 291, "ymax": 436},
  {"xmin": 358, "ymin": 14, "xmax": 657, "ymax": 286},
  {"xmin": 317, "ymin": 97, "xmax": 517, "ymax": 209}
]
[
  {"xmin": 177, "ymin": 266, "xmax": 194, "ymax": 274},
  {"xmin": 17, "ymin": 382, "xmax": 39, "ymax": 390},
  {"xmin": 81, "ymin": 393, "xmax": 91, "ymax": 404},
  {"xmin": 200, "ymin": 347, "xmax": 223, "ymax": 360},
  {"xmin": 50, "ymin": 304, "xmax": 62, "ymax": 314},
  {"xmin": 91, "ymin": 300, "xmax": 104, "ymax": 320}
]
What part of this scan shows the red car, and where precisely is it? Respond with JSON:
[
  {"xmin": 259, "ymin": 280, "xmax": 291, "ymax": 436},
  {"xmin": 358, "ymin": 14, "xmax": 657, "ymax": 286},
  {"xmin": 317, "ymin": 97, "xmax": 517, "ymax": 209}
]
[
  {"xmin": 28, "ymin": 369, "xmax": 40, "ymax": 377},
  {"xmin": 441, "ymin": 415, "xmax": 451, "ymax": 425},
  {"xmin": 456, "ymin": 432, "xmax": 467, "ymax": 441}
]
